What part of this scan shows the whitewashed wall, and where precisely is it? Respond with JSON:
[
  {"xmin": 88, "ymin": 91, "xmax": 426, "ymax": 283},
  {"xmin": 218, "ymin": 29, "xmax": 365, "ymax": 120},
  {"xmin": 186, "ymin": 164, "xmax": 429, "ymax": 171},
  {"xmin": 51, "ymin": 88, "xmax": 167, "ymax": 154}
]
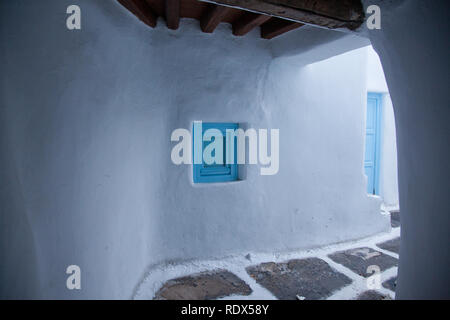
[
  {"xmin": 364, "ymin": 0, "xmax": 450, "ymax": 298},
  {"xmin": 0, "ymin": 0, "xmax": 389, "ymax": 299}
]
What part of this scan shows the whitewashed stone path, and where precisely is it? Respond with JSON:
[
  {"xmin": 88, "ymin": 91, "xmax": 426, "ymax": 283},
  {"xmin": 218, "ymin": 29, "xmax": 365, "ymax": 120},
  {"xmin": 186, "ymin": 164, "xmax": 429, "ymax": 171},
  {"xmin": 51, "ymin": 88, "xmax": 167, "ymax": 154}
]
[{"xmin": 135, "ymin": 225, "xmax": 400, "ymax": 300}]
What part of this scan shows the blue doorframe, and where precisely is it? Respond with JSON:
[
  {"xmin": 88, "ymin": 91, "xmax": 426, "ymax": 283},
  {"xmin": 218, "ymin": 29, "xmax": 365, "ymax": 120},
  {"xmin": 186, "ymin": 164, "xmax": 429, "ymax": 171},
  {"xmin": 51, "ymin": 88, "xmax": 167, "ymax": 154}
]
[{"xmin": 364, "ymin": 93, "xmax": 382, "ymax": 195}]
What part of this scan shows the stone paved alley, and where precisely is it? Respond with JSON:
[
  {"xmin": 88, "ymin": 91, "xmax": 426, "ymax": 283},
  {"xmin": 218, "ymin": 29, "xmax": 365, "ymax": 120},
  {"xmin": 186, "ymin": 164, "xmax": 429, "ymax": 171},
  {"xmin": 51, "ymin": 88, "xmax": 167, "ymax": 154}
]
[{"xmin": 135, "ymin": 214, "xmax": 400, "ymax": 300}]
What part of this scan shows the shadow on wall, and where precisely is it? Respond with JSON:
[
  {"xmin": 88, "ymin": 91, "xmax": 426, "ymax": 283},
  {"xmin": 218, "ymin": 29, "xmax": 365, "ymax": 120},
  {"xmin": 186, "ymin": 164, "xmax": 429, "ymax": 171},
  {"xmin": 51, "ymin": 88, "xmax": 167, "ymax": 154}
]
[{"xmin": 0, "ymin": 125, "xmax": 40, "ymax": 299}]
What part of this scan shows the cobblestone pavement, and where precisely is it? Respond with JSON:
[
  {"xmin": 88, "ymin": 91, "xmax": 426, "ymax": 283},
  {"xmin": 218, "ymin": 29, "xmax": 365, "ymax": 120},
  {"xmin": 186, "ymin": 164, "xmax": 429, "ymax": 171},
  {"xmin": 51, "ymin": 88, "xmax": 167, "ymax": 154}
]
[{"xmin": 135, "ymin": 226, "xmax": 400, "ymax": 300}]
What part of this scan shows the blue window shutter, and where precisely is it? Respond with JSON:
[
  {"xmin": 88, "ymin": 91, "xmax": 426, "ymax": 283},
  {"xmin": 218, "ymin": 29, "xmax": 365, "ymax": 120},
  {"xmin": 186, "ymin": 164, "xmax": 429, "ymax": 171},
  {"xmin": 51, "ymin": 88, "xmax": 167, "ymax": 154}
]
[{"xmin": 193, "ymin": 122, "xmax": 238, "ymax": 183}]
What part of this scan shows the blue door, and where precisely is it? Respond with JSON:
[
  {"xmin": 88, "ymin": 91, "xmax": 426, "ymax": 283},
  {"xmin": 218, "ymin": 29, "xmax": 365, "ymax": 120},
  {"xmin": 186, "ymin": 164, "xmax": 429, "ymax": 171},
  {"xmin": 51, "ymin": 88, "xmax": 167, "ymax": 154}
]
[{"xmin": 364, "ymin": 93, "xmax": 382, "ymax": 195}]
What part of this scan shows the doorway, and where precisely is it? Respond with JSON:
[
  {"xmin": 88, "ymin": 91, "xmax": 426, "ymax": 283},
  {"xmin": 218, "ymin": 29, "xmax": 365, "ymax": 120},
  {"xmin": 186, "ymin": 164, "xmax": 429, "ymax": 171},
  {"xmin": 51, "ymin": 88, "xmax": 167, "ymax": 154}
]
[{"xmin": 364, "ymin": 92, "xmax": 382, "ymax": 195}]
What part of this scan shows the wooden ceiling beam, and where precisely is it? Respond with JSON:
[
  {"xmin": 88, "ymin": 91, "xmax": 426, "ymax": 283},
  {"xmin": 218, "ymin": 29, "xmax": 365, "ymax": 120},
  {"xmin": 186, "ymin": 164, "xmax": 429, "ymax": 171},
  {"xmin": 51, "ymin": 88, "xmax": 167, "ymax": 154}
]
[
  {"xmin": 200, "ymin": 5, "xmax": 231, "ymax": 33},
  {"xmin": 201, "ymin": 0, "xmax": 364, "ymax": 30},
  {"xmin": 165, "ymin": 0, "xmax": 180, "ymax": 30},
  {"xmin": 232, "ymin": 12, "xmax": 271, "ymax": 36},
  {"xmin": 117, "ymin": 0, "xmax": 157, "ymax": 28},
  {"xmin": 261, "ymin": 18, "xmax": 304, "ymax": 39}
]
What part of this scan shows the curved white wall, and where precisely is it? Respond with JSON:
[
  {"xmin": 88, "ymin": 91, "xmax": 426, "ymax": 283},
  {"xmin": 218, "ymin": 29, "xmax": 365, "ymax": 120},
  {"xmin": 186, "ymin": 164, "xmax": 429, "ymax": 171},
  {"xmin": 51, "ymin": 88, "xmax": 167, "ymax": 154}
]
[
  {"xmin": 0, "ymin": 0, "xmax": 389, "ymax": 299},
  {"xmin": 366, "ymin": 0, "xmax": 450, "ymax": 299}
]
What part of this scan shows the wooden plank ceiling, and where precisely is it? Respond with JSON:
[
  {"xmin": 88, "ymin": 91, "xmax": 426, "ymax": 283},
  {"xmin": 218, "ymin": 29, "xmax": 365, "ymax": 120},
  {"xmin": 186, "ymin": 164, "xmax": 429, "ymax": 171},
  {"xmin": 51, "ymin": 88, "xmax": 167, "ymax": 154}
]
[{"xmin": 117, "ymin": 0, "xmax": 364, "ymax": 39}]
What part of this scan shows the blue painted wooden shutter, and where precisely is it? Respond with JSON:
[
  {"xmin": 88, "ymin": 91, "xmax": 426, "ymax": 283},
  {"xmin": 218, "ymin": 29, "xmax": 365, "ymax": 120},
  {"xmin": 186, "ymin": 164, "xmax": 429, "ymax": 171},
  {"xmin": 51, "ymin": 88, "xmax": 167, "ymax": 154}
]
[{"xmin": 193, "ymin": 122, "xmax": 238, "ymax": 183}]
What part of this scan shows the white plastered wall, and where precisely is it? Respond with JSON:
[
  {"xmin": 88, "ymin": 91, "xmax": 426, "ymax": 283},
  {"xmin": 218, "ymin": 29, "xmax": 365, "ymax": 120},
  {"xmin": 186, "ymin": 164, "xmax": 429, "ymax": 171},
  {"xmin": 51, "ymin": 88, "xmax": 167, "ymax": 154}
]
[{"xmin": 0, "ymin": 0, "xmax": 390, "ymax": 299}]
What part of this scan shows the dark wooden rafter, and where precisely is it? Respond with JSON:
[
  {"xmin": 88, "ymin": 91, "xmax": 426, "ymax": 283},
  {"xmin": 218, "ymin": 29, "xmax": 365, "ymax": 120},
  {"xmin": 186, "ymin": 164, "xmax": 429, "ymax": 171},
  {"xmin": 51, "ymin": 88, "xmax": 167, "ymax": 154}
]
[
  {"xmin": 118, "ymin": 0, "xmax": 157, "ymax": 28},
  {"xmin": 200, "ymin": 5, "xmax": 231, "ymax": 33},
  {"xmin": 117, "ymin": 0, "xmax": 364, "ymax": 39},
  {"xmin": 232, "ymin": 12, "xmax": 271, "ymax": 36},
  {"xmin": 165, "ymin": 0, "xmax": 181, "ymax": 29},
  {"xmin": 203, "ymin": 0, "xmax": 365, "ymax": 30},
  {"xmin": 261, "ymin": 18, "xmax": 303, "ymax": 39}
]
